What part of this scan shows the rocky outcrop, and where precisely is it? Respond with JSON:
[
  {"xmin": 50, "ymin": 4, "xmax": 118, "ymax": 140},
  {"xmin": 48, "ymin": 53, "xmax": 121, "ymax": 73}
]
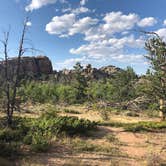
[
  {"xmin": 54, "ymin": 65, "xmax": 123, "ymax": 83},
  {"xmin": 0, "ymin": 56, "xmax": 53, "ymax": 77}
]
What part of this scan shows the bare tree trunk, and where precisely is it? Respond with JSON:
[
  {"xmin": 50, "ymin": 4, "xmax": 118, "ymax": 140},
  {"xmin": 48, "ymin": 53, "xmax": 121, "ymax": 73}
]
[
  {"xmin": 11, "ymin": 19, "xmax": 28, "ymax": 118},
  {"xmin": 1, "ymin": 17, "xmax": 29, "ymax": 126},
  {"xmin": 159, "ymin": 99, "xmax": 165, "ymax": 121}
]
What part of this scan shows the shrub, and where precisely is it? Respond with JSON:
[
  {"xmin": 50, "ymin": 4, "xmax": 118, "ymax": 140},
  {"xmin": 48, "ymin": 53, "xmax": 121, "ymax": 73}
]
[
  {"xmin": 125, "ymin": 121, "xmax": 166, "ymax": 132},
  {"xmin": 105, "ymin": 134, "xmax": 119, "ymax": 144},
  {"xmin": 72, "ymin": 138, "xmax": 120, "ymax": 154},
  {"xmin": 30, "ymin": 133, "xmax": 50, "ymax": 152},
  {"xmin": 63, "ymin": 109, "xmax": 80, "ymax": 114},
  {"xmin": 51, "ymin": 116, "xmax": 97, "ymax": 135}
]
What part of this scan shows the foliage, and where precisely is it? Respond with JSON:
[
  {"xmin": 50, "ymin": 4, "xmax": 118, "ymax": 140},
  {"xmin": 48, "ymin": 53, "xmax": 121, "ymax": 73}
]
[
  {"xmin": 73, "ymin": 62, "xmax": 88, "ymax": 103},
  {"xmin": 18, "ymin": 81, "xmax": 77, "ymax": 104},
  {"xmin": 99, "ymin": 120, "xmax": 166, "ymax": 132},
  {"xmin": 71, "ymin": 138, "xmax": 120, "ymax": 154},
  {"xmin": 145, "ymin": 35, "xmax": 166, "ymax": 119},
  {"xmin": 0, "ymin": 109, "xmax": 97, "ymax": 156},
  {"xmin": 125, "ymin": 121, "xmax": 166, "ymax": 132},
  {"xmin": 110, "ymin": 66, "xmax": 138, "ymax": 102}
]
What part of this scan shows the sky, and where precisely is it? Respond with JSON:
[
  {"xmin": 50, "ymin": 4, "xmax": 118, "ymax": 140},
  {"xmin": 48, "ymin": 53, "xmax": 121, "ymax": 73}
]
[{"xmin": 0, "ymin": 0, "xmax": 166, "ymax": 74}]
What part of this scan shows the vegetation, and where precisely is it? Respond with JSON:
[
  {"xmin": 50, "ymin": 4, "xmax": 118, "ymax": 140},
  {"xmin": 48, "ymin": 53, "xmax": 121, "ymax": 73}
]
[
  {"xmin": 0, "ymin": 29, "xmax": 166, "ymax": 164},
  {"xmin": 145, "ymin": 34, "xmax": 166, "ymax": 120},
  {"xmin": 0, "ymin": 110, "xmax": 97, "ymax": 156},
  {"xmin": 0, "ymin": 18, "xmax": 31, "ymax": 126}
]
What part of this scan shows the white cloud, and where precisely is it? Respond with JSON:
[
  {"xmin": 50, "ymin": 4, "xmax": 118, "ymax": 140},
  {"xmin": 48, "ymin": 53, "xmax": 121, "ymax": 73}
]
[
  {"xmin": 46, "ymin": 11, "xmax": 159, "ymax": 68},
  {"xmin": 46, "ymin": 14, "xmax": 97, "ymax": 37},
  {"xmin": 155, "ymin": 28, "xmax": 166, "ymax": 41},
  {"xmin": 112, "ymin": 54, "xmax": 144, "ymax": 63},
  {"xmin": 70, "ymin": 35, "xmax": 144, "ymax": 61},
  {"xmin": 163, "ymin": 20, "xmax": 166, "ymax": 26},
  {"xmin": 72, "ymin": 7, "xmax": 90, "ymax": 14},
  {"xmin": 45, "ymin": 13, "xmax": 75, "ymax": 35},
  {"xmin": 26, "ymin": 21, "xmax": 32, "ymax": 26},
  {"xmin": 55, "ymin": 56, "xmax": 87, "ymax": 69},
  {"xmin": 25, "ymin": 0, "xmax": 57, "ymax": 11},
  {"xmin": 102, "ymin": 12, "xmax": 139, "ymax": 34},
  {"xmin": 80, "ymin": 0, "xmax": 88, "ymax": 6},
  {"xmin": 69, "ymin": 17, "xmax": 98, "ymax": 35},
  {"xmin": 137, "ymin": 17, "xmax": 157, "ymax": 27},
  {"xmin": 62, "ymin": 7, "xmax": 90, "ymax": 14}
]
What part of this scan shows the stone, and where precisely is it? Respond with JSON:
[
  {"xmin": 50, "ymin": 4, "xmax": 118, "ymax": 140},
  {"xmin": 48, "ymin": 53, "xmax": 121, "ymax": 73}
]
[{"xmin": 0, "ymin": 56, "xmax": 53, "ymax": 77}]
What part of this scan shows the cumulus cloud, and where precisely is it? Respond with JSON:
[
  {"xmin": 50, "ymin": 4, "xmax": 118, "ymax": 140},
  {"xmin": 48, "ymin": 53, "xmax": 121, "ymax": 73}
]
[
  {"xmin": 70, "ymin": 35, "xmax": 144, "ymax": 62},
  {"xmin": 46, "ymin": 11, "xmax": 159, "ymax": 67},
  {"xmin": 25, "ymin": 0, "xmax": 57, "ymax": 11},
  {"xmin": 102, "ymin": 12, "xmax": 139, "ymax": 34},
  {"xmin": 45, "ymin": 13, "xmax": 75, "ymax": 36},
  {"xmin": 137, "ymin": 17, "xmax": 157, "ymax": 27},
  {"xmin": 45, "ymin": 14, "xmax": 97, "ymax": 37},
  {"xmin": 69, "ymin": 17, "xmax": 98, "ymax": 35}
]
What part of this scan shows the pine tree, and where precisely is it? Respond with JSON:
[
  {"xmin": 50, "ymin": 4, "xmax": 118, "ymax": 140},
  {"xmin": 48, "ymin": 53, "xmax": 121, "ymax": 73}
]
[
  {"xmin": 145, "ymin": 36, "xmax": 166, "ymax": 120},
  {"xmin": 73, "ymin": 62, "xmax": 87, "ymax": 103}
]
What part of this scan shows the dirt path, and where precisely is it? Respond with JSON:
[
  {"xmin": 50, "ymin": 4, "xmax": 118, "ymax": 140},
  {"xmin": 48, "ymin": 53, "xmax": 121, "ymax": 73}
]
[{"xmin": 17, "ymin": 125, "xmax": 166, "ymax": 166}]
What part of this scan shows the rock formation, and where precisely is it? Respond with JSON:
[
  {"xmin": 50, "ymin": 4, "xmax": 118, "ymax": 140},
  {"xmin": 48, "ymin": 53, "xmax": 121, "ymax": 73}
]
[
  {"xmin": 54, "ymin": 65, "xmax": 123, "ymax": 83},
  {"xmin": 0, "ymin": 56, "xmax": 53, "ymax": 77}
]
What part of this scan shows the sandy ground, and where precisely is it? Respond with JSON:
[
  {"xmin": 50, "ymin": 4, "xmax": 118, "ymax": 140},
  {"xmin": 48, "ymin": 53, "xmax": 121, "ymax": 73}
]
[
  {"xmin": 1, "ymin": 104, "xmax": 166, "ymax": 166},
  {"xmin": 18, "ymin": 125, "xmax": 166, "ymax": 166}
]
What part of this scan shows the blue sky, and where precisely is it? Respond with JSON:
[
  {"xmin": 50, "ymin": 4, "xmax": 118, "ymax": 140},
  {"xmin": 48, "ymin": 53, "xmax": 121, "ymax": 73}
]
[{"xmin": 0, "ymin": 0, "xmax": 166, "ymax": 74}]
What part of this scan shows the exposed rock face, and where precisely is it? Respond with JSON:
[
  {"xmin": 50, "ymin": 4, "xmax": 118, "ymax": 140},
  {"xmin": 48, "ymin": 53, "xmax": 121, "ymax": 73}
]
[
  {"xmin": 54, "ymin": 65, "xmax": 123, "ymax": 83},
  {"xmin": 0, "ymin": 56, "xmax": 53, "ymax": 77}
]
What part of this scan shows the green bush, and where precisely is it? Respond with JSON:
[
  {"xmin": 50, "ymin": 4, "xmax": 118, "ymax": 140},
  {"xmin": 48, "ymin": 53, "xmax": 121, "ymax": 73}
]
[
  {"xmin": 30, "ymin": 133, "xmax": 50, "ymax": 152},
  {"xmin": 18, "ymin": 81, "xmax": 78, "ymax": 104},
  {"xmin": 0, "ymin": 109, "xmax": 97, "ymax": 155},
  {"xmin": 53, "ymin": 116, "xmax": 97, "ymax": 135}
]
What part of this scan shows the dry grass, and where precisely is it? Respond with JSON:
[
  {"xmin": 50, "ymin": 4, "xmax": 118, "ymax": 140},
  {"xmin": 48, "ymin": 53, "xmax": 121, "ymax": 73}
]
[{"xmin": 1, "ymin": 103, "xmax": 166, "ymax": 165}]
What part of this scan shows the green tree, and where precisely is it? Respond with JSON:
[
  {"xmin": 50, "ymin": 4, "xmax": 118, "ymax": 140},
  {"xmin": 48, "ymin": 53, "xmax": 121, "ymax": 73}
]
[
  {"xmin": 73, "ymin": 62, "xmax": 87, "ymax": 103},
  {"xmin": 145, "ymin": 35, "xmax": 166, "ymax": 120},
  {"xmin": 110, "ymin": 66, "xmax": 138, "ymax": 102}
]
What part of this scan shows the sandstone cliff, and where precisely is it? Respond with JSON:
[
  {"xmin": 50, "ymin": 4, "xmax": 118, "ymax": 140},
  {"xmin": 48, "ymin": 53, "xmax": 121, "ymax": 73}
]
[{"xmin": 0, "ymin": 56, "xmax": 53, "ymax": 77}]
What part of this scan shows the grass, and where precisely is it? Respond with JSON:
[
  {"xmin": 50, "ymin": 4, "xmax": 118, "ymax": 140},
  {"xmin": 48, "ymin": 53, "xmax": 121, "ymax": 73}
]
[
  {"xmin": 105, "ymin": 134, "xmax": 120, "ymax": 144},
  {"xmin": 124, "ymin": 121, "xmax": 166, "ymax": 132},
  {"xmin": 99, "ymin": 120, "xmax": 166, "ymax": 132},
  {"xmin": 71, "ymin": 138, "xmax": 121, "ymax": 155}
]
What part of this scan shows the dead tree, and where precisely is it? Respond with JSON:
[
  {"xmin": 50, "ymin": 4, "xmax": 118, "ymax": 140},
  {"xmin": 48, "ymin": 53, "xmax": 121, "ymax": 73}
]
[{"xmin": 0, "ymin": 17, "xmax": 30, "ymax": 126}]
